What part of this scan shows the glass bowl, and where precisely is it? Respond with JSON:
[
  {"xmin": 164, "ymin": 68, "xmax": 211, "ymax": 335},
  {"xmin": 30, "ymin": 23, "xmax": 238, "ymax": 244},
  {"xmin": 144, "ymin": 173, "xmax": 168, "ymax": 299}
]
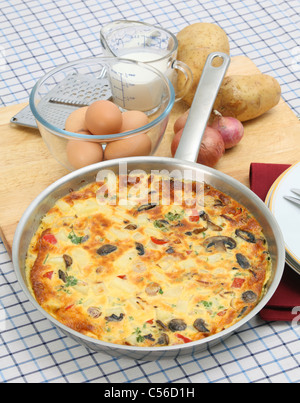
[{"xmin": 30, "ymin": 57, "xmax": 175, "ymax": 171}]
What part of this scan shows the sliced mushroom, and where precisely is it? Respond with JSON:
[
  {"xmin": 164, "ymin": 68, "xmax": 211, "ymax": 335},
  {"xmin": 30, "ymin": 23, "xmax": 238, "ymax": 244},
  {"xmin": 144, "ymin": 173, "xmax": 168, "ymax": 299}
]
[
  {"xmin": 144, "ymin": 334, "xmax": 155, "ymax": 341},
  {"xmin": 242, "ymin": 291, "xmax": 258, "ymax": 303},
  {"xmin": 157, "ymin": 333, "xmax": 169, "ymax": 346},
  {"xmin": 156, "ymin": 320, "xmax": 168, "ymax": 331},
  {"xmin": 87, "ymin": 307, "xmax": 102, "ymax": 319},
  {"xmin": 219, "ymin": 194, "xmax": 230, "ymax": 205},
  {"xmin": 97, "ymin": 244, "xmax": 117, "ymax": 256},
  {"xmin": 199, "ymin": 211, "xmax": 208, "ymax": 220},
  {"xmin": 135, "ymin": 242, "xmax": 145, "ymax": 256},
  {"xmin": 137, "ymin": 204, "xmax": 157, "ymax": 212},
  {"xmin": 81, "ymin": 235, "xmax": 89, "ymax": 243},
  {"xmin": 154, "ymin": 219, "xmax": 169, "ymax": 229},
  {"xmin": 220, "ymin": 214, "xmax": 236, "ymax": 224},
  {"xmin": 124, "ymin": 224, "xmax": 138, "ymax": 230},
  {"xmin": 235, "ymin": 229, "xmax": 256, "ymax": 243},
  {"xmin": 63, "ymin": 254, "xmax": 73, "ymax": 268},
  {"xmin": 168, "ymin": 318, "xmax": 187, "ymax": 332},
  {"xmin": 166, "ymin": 246, "xmax": 175, "ymax": 254},
  {"xmin": 214, "ymin": 199, "xmax": 224, "ymax": 207},
  {"xmin": 198, "ymin": 211, "xmax": 222, "ymax": 231},
  {"xmin": 236, "ymin": 253, "xmax": 251, "ymax": 269},
  {"xmin": 193, "ymin": 318, "xmax": 210, "ymax": 333},
  {"xmin": 203, "ymin": 236, "xmax": 237, "ymax": 252},
  {"xmin": 193, "ymin": 226, "xmax": 207, "ymax": 235},
  {"xmin": 58, "ymin": 269, "xmax": 67, "ymax": 283},
  {"xmin": 145, "ymin": 282, "xmax": 161, "ymax": 296},
  {"xmin": 105, "ymin": 313, "xmax": 125, "ymax": 322},
  {"xmin": 238, "ymin": 306, "xmax": 248, "ymax": 318},
  {"xmin": 207, "ymin": 220, "xmax": 223, "ymax": 232}
]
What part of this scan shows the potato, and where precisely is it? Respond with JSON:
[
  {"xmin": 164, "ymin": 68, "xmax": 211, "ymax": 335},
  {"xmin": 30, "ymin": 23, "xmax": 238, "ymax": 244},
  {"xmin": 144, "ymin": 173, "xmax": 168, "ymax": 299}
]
[
  {"xmin": 213, "ymin": 74, "xmax": 281, "ymax": 122},
  {"xmin": 177, "ymin": 23, "xmax": 230, "ymax": 105}
]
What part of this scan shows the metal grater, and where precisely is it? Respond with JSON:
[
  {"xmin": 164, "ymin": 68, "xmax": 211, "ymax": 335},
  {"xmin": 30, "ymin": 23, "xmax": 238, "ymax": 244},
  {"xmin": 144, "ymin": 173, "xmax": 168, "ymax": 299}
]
[{"xmin": 11, "ymin": 73, "xmax": 112, "ymax": 130}]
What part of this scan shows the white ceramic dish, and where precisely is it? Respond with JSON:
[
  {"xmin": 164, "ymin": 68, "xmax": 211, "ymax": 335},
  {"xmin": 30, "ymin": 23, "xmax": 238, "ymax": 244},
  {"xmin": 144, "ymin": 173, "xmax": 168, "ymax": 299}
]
[{"xmin": 267, "ymin": 162, "xmax": 300, "ymax": 275}]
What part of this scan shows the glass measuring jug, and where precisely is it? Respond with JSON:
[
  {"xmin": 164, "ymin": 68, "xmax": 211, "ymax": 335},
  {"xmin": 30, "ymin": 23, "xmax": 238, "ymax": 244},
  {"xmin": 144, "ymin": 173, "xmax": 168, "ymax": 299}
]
[{"xmin": 100, "ymin": 20, "xmax": 193, "ymax": 102}]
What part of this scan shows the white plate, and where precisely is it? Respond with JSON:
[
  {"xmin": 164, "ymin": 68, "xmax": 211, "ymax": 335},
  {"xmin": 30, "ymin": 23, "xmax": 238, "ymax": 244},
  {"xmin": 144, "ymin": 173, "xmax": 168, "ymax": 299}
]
[
  {"xmin": 286, "ymin": 255, "xmax": 300, "ymax": 274},
  {"xmin": 265, "ymin": 176, "xmax": 300, "ymax": 274},
  {"xmin": 268, "ymin": 162, "xmax": 300, "ymax": 275},
  {"xmin": 265, "ymin": 169, "xmax": 287, "ymax": 207},
  {"xmin": 265, "ymin": 178, "xmax": 300, "ymax": 274}
]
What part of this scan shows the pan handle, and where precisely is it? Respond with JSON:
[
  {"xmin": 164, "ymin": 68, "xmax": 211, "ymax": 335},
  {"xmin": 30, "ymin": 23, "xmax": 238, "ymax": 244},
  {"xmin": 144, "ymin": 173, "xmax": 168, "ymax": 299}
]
[{"xmin": 174, "ymin": 52, "xmax": 230, "ymax": 163}]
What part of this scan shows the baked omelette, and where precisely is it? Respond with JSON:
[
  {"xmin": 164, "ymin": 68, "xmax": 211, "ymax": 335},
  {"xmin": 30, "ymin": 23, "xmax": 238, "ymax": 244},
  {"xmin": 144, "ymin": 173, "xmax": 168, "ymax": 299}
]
[{"xmin": 25, "ymin": 173, "xmax": 272, "ymax": 347}]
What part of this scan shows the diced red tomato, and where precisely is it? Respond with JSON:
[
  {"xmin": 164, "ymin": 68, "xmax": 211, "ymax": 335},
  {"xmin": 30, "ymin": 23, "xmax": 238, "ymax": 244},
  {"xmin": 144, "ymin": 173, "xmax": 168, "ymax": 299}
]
[
  {"xmin": 146, "ymin": 319, "xmax": 154, "ymax": 325},
  {"xmin": 151, "ymin": 236, "xmax": 168, "ymax": 245},
  {"xmin": 188, "ymin": 209, "xmax": 200, "ymax": 222},
  {"xmin": 231, "ymin": 278, "xmax": 245, "ymax": 289},
  {"xmin": 217, "ymin": 309, "xmax": 227, "ymax": 317},
  {"xmin": 43, "ymin": 234, "xmax": 57, "ymax": 245},
  {"xmin": 189, "ymin": 212, "xmax": 200, "ymax": 222},
  {"xmin": 117, "ymin": 275, "xmax": 127, "ymax": 280},
  {"xmin": 175, "ymin": 333, "xmax": 192, "ymax": 343},
  {"xmin": 43, "ymin": 271, "xmax": 54, "ymax": 280},
  {"xmin": 189, "ymin": 216, "xmax": 200, "ymax": 222}
]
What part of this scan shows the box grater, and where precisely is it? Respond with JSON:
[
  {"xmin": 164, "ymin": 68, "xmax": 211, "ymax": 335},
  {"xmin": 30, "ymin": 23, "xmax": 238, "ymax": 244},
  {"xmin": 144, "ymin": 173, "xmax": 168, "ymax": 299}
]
[{"xmin": 11, "ymin": 73, "xmax": 112, "ymax": 130}]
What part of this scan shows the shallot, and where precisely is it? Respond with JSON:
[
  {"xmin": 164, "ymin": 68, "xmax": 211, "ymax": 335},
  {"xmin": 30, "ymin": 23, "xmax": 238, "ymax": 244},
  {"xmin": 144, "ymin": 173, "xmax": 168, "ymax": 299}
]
[
  {"xmin": 211, "ymin": 115, "xmax": 244, "ymax": 149},
  {"xmin": 173, "ymin": 109, "xmax": 190, "ymax": 133},
  {"xmin": 171, "ymin": 126, "xmax": 225, "ymax": 168}
]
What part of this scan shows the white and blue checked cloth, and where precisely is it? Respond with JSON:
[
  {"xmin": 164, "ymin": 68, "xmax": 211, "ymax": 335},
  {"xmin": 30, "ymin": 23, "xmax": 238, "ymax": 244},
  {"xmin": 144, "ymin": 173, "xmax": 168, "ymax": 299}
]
[{"xmin": 0, "ymin": 0, "xmax": 299, "ymax": 384}]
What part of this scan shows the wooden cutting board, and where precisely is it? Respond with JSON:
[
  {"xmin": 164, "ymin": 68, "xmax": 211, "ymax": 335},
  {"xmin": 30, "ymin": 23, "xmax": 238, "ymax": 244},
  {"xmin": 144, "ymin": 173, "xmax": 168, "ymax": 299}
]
[{"xmin": 0, "ymin": 56, "xmax": 299, "ymax": 257}]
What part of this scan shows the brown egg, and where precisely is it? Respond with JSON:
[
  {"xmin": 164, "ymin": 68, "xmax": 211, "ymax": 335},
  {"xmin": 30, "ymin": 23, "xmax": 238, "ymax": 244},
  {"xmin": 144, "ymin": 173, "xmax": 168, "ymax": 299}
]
[
  {"xmin": 104, "ymin": 133, "xmax": 152, "ymax": 160},
  {"xmin": 66, "ymin": 140, "xmax": 104, "ymax": 169},
  {"xmin": 85, "ymin": 100, "xmax": 123, "ymax": 135},
  {"xmin": 121, "ymin": 110, "xmax": 150, "ymax": 132},
  {"xmin": 65, "ymin": 107, "xmax": 89, "ymax": 134}
]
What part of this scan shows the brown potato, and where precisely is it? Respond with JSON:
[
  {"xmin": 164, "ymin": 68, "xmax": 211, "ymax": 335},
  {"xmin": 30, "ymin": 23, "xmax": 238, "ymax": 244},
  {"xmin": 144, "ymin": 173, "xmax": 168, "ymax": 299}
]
[
  {"xmin": 177, "ymin": 23, "xmax": 230, "ymax": 105},
  {"xmin": 213, "ymin": 74, "xmax": 282, "ymax": 122}
]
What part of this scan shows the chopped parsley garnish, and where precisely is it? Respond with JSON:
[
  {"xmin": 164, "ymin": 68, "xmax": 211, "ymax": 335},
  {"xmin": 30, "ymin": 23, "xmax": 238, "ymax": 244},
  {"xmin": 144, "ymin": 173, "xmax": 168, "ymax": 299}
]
[
  {"xmin": 65, "ymin": 275, "xmax": 78, "ymax": 287},
  {"xmin": 133, "ymin": 327, "xmax": 145, "ymax": 343},
  {"xmin": 153, "ymin": 220, "xmax": 169, "ymax": 232},
  {"xmin": 68, "ymin": 229, "xmax": 83, "ymax": 245},
  {"xmin": 58, "ymin": 275, "xmax": 78, "ymax": 293},
  {"xmin": 165, "ymin": 210, "xmax": 184, "ymax": 222},
  {"xmin": 43, "ymin": 254, "xmax": 49, "ymax": 265},
  {"xmin": 201, "ymin": 300, "xmax": 213, "ymax": 309}
]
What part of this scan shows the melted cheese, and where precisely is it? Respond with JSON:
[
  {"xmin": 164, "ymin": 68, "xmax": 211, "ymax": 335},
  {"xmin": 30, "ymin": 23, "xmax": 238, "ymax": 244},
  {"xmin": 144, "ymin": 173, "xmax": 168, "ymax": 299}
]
[{"xmin": 25, "ymin": 174, "xmax": 272, "ymax": 347}]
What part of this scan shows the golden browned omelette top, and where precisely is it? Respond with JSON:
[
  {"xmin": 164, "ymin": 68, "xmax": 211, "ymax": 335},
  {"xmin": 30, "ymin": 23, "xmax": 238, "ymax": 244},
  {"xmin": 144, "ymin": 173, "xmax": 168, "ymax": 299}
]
[{"xmin": 25, "ymin": 173, "xmax": 271, "ymax": 347}]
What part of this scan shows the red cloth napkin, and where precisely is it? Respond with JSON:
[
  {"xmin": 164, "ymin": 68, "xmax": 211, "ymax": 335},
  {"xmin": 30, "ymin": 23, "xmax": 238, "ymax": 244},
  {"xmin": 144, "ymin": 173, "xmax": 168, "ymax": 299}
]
[{"xmin": 250, "ymin": 163, "xmax": 300, "ymax": 321}]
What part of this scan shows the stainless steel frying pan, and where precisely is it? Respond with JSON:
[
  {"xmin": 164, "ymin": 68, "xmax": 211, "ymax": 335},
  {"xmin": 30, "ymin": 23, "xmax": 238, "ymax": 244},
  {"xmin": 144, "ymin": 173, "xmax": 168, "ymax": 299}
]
[{"xmin": 12, "ymin": 53, "xmax": 286, "ymax": 360}]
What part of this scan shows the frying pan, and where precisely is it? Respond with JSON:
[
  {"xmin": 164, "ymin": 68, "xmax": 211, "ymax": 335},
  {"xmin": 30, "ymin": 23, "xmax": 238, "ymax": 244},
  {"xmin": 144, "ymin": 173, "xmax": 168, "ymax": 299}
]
[{"xmin": 12, "ymin": 53, "xmax": 285, "ymax": 360}]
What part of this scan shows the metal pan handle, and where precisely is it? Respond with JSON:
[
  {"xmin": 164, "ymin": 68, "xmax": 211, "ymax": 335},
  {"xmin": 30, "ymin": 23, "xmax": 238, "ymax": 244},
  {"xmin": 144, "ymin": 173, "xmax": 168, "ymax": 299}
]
[{"xmin": 174, "ymin": 52, "xmax": 230, "ymax": 163}]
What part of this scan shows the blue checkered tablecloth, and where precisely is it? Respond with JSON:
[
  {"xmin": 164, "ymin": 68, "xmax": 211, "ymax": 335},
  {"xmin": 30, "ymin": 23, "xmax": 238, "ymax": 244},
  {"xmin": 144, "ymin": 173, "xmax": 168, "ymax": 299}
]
[{"xmin": 0, "ymin": 0, "xmax": 299, "ymax": 384}]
